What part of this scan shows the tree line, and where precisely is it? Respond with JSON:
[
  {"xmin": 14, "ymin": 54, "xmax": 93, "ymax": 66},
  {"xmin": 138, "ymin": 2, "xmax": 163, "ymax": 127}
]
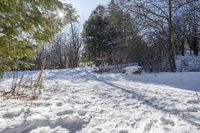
[
  {"xmin": 0, "ymin": 0, "xmax": 199, "ymax": 74},
  {"xmin": 82, "ymin": 0, "xmax": 200, "ymax": 72},
  {"xmin": 35, "ymin": 23, "xmax": 82, "ymax": 69}
]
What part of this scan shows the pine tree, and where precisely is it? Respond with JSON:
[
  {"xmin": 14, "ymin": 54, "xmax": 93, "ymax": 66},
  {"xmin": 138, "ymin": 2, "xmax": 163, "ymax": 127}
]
[
  {"xmin": 82, "ymin": 1, "xmax": 142, "ymax": 65},
  {"xmin": 0, "ymin": 0, "xmax": 76, "ymax": 76},
  {"xmin": 106, "ymin": 0, "xmax": 138, "ymax": 64},
  {"xmin": 82, "ymin": 5, "xmax": 109, "ymax": 62}
]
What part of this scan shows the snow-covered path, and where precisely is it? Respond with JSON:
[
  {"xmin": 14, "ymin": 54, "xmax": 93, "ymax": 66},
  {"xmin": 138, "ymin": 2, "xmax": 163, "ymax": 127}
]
[{"xmin": 0, "ymin": 68, "xmax": 200, "ymax": 133}]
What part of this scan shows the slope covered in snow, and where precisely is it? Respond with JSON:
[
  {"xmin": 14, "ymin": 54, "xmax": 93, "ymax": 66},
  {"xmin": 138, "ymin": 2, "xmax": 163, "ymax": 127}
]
[{"xmin": 0, "ymin": 68, "xmax": 200, "ymax": 133}]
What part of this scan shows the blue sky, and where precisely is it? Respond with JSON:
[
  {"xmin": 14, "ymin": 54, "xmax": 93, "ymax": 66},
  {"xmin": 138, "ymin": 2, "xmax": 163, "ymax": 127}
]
[{"xmin": 66, "ymin": 0, "xmax": 110, "ymax": 23}]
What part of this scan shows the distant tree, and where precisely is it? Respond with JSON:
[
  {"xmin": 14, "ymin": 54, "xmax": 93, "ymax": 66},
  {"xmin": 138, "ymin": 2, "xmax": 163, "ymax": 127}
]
[
  {"xmin": 185, "ymin": 2, "xmax": 200, "ymax": 56},
  {"xmin": 121, "ymin": 0, "xmax": 177, "ymax": 71},
  {"xmin": 82, "ymin": 2, "xmax": 142, "ymax": 66},
  {"xmin": 40, "ymin": 22, "xmax": 81, "ymax": 69},
  {"xmin": 82, "ymin": 5, "xmax": 109, "ymax": 64},
  {"xmin": 0, "ymin": 0, "xmax": 76, "ymax": 76},
  {"xmin": 173, "ymin": 1, "xmax": 200, "ymax": 56},
  {"xmin": 48, "ymin": 33, "xmax": 68, "ymax": 69},
  {"xmin": 117, "ymin": 0, "xmax": 199, "ymax": 71},
  {"xmin": 67, "ymin": 23, "xmax": 82, "ymax": 68},
  {"xmin": 106, "ymin": 0, "xmax": 138, "ymax": 64},
  {"xmin": 173, "ymin": 16, "xmax": 187, "ymax": 56}
]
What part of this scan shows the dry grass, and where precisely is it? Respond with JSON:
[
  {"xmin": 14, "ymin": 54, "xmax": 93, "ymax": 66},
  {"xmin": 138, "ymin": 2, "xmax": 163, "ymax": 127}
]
[
  {"xmin": 0, "ymin": 60, "xmax": 46, "ymax": 101},
  {"xmin": 195, "ymin": 90, "xmax": 200, "ymax": 102},
  {"xmin": 2, "ymin": 94, "xmax": 40, "ymax": 101}
]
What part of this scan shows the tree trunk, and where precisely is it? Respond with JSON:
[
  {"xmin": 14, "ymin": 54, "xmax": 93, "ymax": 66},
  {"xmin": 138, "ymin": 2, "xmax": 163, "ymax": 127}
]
[
  {"xmin": 193, "ymin": 37, "xmax": 198, "ymax": 56},
  {"xmin": 193, "ymin": 22, "xmax": 198, "ymax": 56},
  {"xmin": 187, "ymin": 36, "xmax": 199, "ymax": 56},
  {"xmin": 168, "ymin": 0, "xmax": 176, "ymax": 72},
  {"xmin": 181, "ymin": 39, "xmax": 185, "ymax": 56}
]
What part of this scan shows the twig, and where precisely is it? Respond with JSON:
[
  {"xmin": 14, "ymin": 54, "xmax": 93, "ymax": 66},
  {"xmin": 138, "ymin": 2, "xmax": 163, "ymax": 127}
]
[{"xmin": 195, "ymin": 90, "xmax": 200, "ymax": 102}]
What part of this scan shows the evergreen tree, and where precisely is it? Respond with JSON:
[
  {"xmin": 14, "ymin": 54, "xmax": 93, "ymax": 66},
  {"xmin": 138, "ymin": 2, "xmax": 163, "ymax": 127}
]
[
  {"xmin": 82, "ymin": 5, "xmax": 109, "ymax": 62},
  {"xmin": 106, "ymin": 0, "xmax": 139, "ymax": 64},
  {"xmin": 0, "ymin": 0, "xmax": 76, "ymax": 76},
  {"xmin": 82, "ymin": 1, "xmax": 142, "ymax": 65}
]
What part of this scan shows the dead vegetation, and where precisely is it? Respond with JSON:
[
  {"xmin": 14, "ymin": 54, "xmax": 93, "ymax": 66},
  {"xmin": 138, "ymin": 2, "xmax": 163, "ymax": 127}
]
[
  {"xmin": 195, "ymin": 90, "xmax": 200, "ymax": 103},
  {"xmin": 0, "ymin": 61, "xmax": 46, "ymax": 100}
]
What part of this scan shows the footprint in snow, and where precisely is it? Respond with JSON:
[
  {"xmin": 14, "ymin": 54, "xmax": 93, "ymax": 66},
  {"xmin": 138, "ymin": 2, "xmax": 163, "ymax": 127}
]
[
  {"xmin": 56, "ymin": 102, "xmax": 63, "ymax": 107},
  {"xmin": 77, "ymin": 110, "xmax": 87, "ymax": 116},
  {"xmin": 33, "ymin": 102, "xmax": 52, "ymax": 107},
  {"xmin": 187, "ymin": 106, "xmax": 198, "ymax": 112},
  {"xmin": 185, "ymin": 98, "xmax": 200, "ymax": 104},
  {"xmin": 143, "ymin": 119, "xmax": 158, "ymax": 133},
  {"xmin": 2, "ymin": 111, "xmax": 21, "ymax": 119},
  {"xmin": 56, "ymin": 109, "xmax": 74, "ymax": 116},
  {"xmin": 160, "ymin": 117, "xmax": 175, "ymax": 126},
  {"xmin": 44, "ymin": 103, "xmax": 52, "ymax": 107},
  {"xmin": 119, "ymin": 129, "xmax": 129, "ymax": 133},
  {"xmin": 43, "ymin": 95, "xmax": 51, "ymax": 100}
]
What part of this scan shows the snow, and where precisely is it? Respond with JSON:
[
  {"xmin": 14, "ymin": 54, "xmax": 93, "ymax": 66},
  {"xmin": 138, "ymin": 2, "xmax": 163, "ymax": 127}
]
[
  {"xmin": 0, "ymin": 68, "xmax": 200, "ymax": 133},
  {"xmin": 13, "ymin": 36, "xmax": 23, "ymax": 41},
  {"xmin": 0, "ymin": 33, "xmax": 6, "ymax": 37},
  {"xmin": 93, "ymin": 63, "xmax": 138, "ymax": 73},
  {"xmin": 123, "ymin": 66, "xmax": 142, "ymax": 75},
  {"xmin": 176, "ymin": 52, "xmax": 200, "ymax": 71}
]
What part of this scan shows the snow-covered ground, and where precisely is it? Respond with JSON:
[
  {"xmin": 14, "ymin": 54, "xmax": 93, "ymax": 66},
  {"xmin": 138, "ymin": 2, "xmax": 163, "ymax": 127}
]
[
  {"xmin": 0, "ymin": 68, "xmax": 200, "ymax": 133},
  {"xmin": 176, "ymin": 52, "xmax": 200, "ymax": 72}
]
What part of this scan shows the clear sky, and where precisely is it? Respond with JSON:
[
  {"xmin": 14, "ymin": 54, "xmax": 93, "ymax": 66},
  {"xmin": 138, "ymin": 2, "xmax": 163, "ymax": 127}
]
[{"xmin": 65, "ymin": 0, "xmax": 110, "ymax": 23}]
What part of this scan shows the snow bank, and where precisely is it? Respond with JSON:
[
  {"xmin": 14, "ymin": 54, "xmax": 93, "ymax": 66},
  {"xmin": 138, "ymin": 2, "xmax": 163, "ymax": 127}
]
[
  {"xmin": 123, "ymin": 66, "xmax": 142, "ymax": 75},
  {"xmin": 93, "ymin": 63, "xmax": 138, "ymax": 73}
]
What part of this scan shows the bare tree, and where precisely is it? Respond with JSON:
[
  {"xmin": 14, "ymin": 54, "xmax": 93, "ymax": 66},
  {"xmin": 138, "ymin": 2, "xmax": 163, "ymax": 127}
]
[
  {"xmin": 117, "ymin": 0, "xmax": 198, "ymax": 72},
  {"xmin": 47, "ymin": 33, "xmax": 68, "ymax": 69},
  {"xmin": 185, "ymin": 2, "xmax": 200, "ymax": 56},
  {"xmin": 41, "ymin": 22, "xmax": 82, "ymax": 69},
  {"xmin": 67, "ymin": 23, "xmax": 82, "ymax": 68}
]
